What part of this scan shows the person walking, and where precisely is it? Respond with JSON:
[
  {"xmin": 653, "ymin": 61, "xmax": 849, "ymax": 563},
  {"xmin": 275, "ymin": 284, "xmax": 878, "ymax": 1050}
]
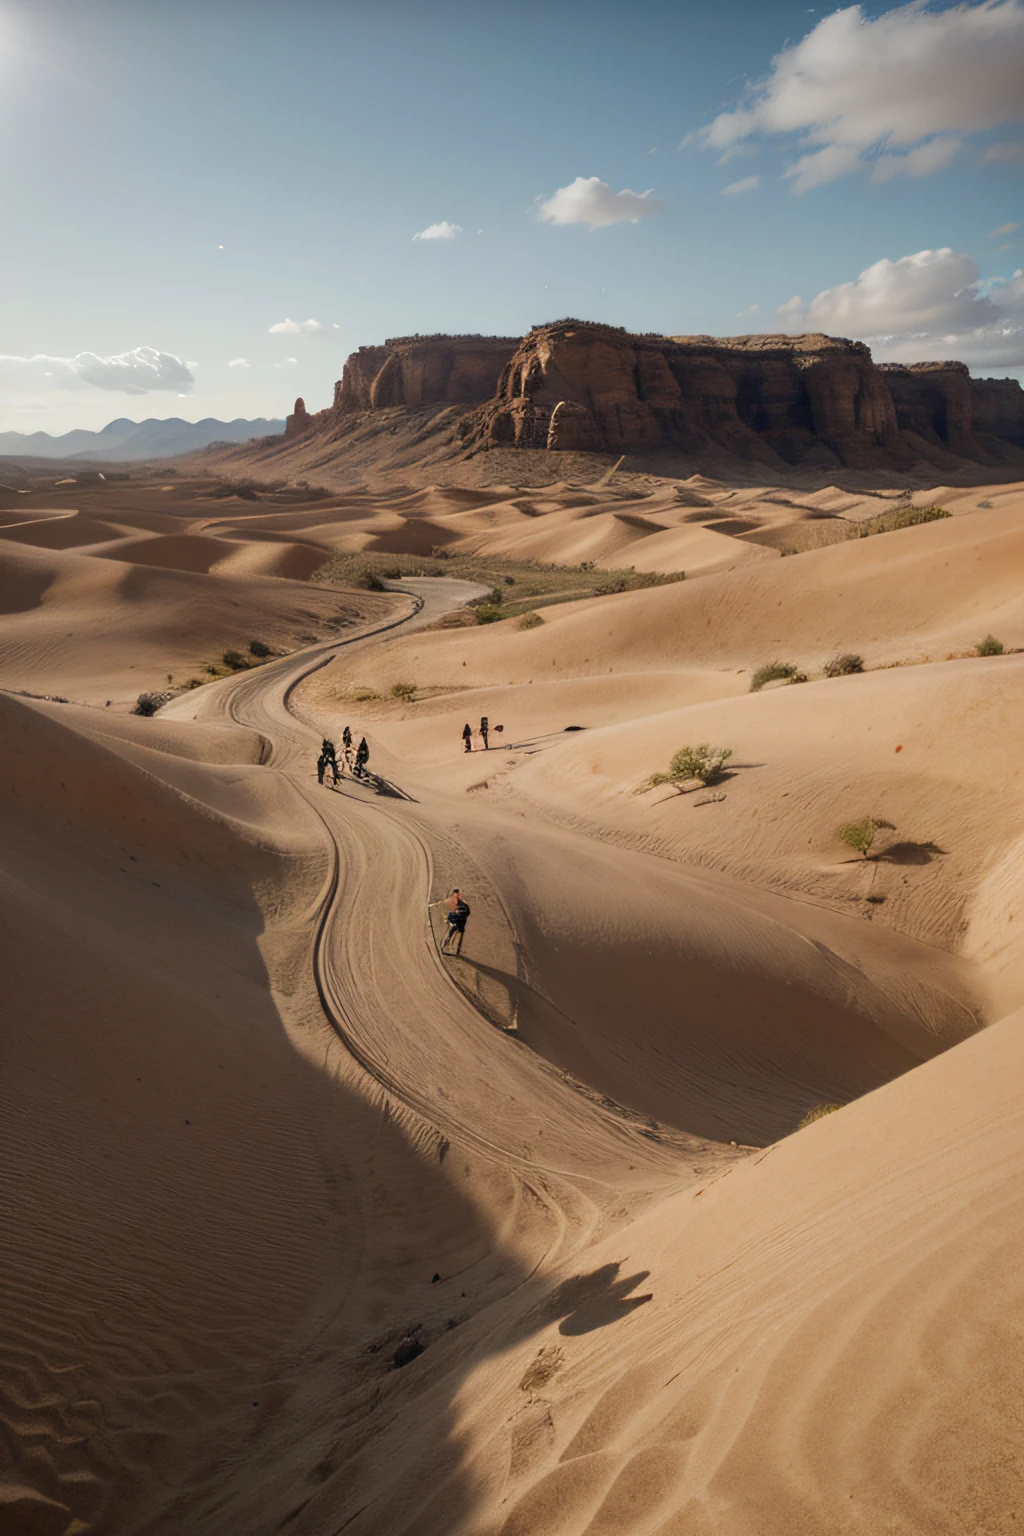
[
  {"xmin": 316, "ymin": 751, "xmax": 328, "ymax": 785},
  {"xmin": 429, "ymin": 889, "xmax": 471, "ymax": 955},
  {"xmin": 354, "ymin": 736, "xmax": 370, "ymax": 778},
  {"xmin": 321, "ymin": 738, "xmax": 339, "ymax": 782},
  {"xmin": 462, "ymin": 722, "xmax": 473, "ymax": 754},
  {"xmin": 480, "ymin": 715, "xmax": 489, "ymax": 750},
  {"xmin": 342, "ymin": 725, "xmax": 352, "ymax": 769}
]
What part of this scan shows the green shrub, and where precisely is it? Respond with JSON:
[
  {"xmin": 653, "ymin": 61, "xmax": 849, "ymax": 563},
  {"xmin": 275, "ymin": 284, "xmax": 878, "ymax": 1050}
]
[
  {"xmin": 222, "ymin": 650, "xmax": 248, "ymax": 670},
  {"xmin": 517, "ymin": 611, "xmax": 544, "ymax": 630},
  {"xmin": 836, "ymin": 816, "xmax": 896, "ymax": 858},
  {"xmin": 390, "ymin": 681, "xmax": 416, "ymax": 701},
  {"xmin": 750, "ymin": 661, "xmax": 798, "ymax": 692},
  {"xmin": 644, "ymin": 743, "xmax": 733, "ymax": 790},
  {"xmin": 797, "ymin": 1103, "xmax": 842, "ymax": 1130},
  {"xmin": 977, "ymin": 634, "xmax": 1004, "ymax": 657},
  {"xmin": 249, "ymin": 639, "xmax": 271, "ymax": 658},
  {"xmin": 474, "ymin": 604, "xmax": 504, "ymax": 624},
  {"xmin": 824, "ymin": 653, "xmax": 864, "ymax": 677},
  {"xmin": 352, "ymin": 566, "xmax": 385, "ymax": 591}
]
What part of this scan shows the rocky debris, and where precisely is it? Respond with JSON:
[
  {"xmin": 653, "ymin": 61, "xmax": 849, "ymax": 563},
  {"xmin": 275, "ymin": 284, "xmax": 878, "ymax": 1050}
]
[
  {"xmin": 285, "ymin": 396, "xmax": 314, "ymax": 438},
  {"xmin": 332, "ymin": 335, "xmax": 519, "ymax": 415}
]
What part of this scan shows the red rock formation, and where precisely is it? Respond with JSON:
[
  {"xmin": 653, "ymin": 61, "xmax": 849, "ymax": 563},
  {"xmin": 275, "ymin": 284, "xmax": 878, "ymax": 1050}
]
[
  {"xmin": 332, "ymin": 335, "xmax": 518, "ymax": 416},
  {"xmin": 285, "ymin": 397, "xmax": 314, "ymax": 438},
  {"xmin": 878, "ymin": 362, "xmax": 980, "ymax": 457},
  {"xmin": 465, "ymin": 322, "xmax": 911, "ymax": 468},
  {"xmin": 970, "ymin": 377, "xmax": 1024, "ymax": 446}
]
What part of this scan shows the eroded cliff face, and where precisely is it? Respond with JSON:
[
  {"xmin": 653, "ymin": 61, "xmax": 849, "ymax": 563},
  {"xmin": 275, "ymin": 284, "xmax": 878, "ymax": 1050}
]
[
  {"xmin": 284, "ymin": 397, "xmax": 314, "ymax": 439},
  {"xmin": 461, "ymin": 323, "xmax": 911, "ymax": 467},
  {"xmin": 970, "ymin": 377, "xmax": 1024, "ymax": 446},
  {"xmin": 878, "ymin": 363, "xmax": 979, "ymax": 457},
  {"xmin": 332, "ymin": 335, "xmax": 518, "ymax": 415}
]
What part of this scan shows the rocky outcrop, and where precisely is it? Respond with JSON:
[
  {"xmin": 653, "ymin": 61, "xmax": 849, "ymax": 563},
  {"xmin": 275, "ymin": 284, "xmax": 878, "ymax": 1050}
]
[
  {"xmin": 970, "ymin": 376, "xmax": 1024, "ymax": 446},
  {"xmin": 878, "ymin": 363, "xmax": 979, "ymax": 456},
  {"xmin": 285, "ymin": 397, "xmax": 314, "ymax": 438},
  {"xmin": 463, "ymin": 322, "xmax": 912, "ymax": 468},
  {"xmin": 332, "ymin": 335, "xmax": 518, "ymax": 415}
]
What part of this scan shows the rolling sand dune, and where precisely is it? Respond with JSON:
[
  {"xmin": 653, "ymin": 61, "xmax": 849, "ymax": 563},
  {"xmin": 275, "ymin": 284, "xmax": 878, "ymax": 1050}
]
[{"xmin": 2, "ymin": 471, "xmax": 1021, "ymax": 1533}]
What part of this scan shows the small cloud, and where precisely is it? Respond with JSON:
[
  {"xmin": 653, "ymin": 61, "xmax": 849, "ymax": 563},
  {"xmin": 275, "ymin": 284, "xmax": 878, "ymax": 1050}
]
[
  {"xmin": 735, "ymin": 304, "xmax": 759, "ymax": 316},
  {"xmin": 413, "ymin": 221, "xmax": 462, "ymax": 241},
  {"xmin": 722, "ymin": 175, "xmax": 759, "ymax": 196},
  {"xmin": 228, "ymin": 358, "xmax": 250, "ymax": 368},
  {"xmin": 332, "ymin": 323, "xmax": 340, "ymax": 329},
  {"xmin": 538, "ymin": 175, "xmax": 661, "ymax": 229},
  {"xmin": 268, "ymin": 318, "xmax": 322, "ymax": 334},
  {"xmin": 273, "ymin": 357, "xmax": 298, "ymax": 368},
  {"xmin": 981, "ymin": 142, "xmax": 1024, "ymax": 166},
  {"xmin": 218, "ymin": 244, "xmax": 224, "ymax": 250},
  {"xmin": 991, "ymin": 222, "xmax": 1020, "ymax": 237}
]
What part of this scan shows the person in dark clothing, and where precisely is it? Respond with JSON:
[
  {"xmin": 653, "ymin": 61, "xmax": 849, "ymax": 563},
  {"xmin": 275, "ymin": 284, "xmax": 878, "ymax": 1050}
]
[
  {"xmin": 354, "ymin": 736, "xmax": 369, "ymax": 777},
  {"xmin": 430, "ymin": 889, "xmax": 470, "ymax": 955},
  {"xmin": 342, "ymin": 724, "xmax": 352, "ymax": 767},
  {"xmin": 462, "ymin": 722, "xmax": 473, "ymax": 753},
  {"xmin": 480, "ymin": 715, "xmax": 489, "ymax": 750},
  {"xmin": 316, "ymin": 752, "xmax": 328, "ymax": 785},
  {"xmin": 322, "ymin": 737, "xmax": 339, "ymax": 775}
]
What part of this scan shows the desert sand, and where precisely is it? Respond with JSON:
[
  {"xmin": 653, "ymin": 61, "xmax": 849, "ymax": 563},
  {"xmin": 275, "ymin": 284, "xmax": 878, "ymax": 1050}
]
[{"xmin": 1, "ymin": 465, "xmax": 1021, "ymax": 1535}]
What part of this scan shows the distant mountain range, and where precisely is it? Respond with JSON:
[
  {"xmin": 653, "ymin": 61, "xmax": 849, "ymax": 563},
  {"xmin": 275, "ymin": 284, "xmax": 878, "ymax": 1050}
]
[{"xmin": 0, "ymin": 415, "xmax": 285, "ymax": 462}]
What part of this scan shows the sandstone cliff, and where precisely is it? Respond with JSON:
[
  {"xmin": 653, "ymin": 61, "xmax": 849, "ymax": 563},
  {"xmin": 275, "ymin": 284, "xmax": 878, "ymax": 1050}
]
[
  {"xmin": 456, "ymin": 320, "xmax": 1024, "ymax": 469},
  {"xmin": 332, "ymin": 335, "xmax": 518, "ymax": 415},
  {"xmin": 284, "ymin": 396, "xmax": 314, "ymax": 439},
  {"xmin": 970, "ymin": 376, "xmax": 1024, "ymax": 446}
]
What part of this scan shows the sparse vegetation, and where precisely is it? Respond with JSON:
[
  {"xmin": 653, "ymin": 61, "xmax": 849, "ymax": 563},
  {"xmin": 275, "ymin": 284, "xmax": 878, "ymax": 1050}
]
[
  {"xmin": 249, "ymin": 639, "xmax": 272, "ymax": 657},
  {"xmin": 853, "ymin": 504, "xmax": 951, "ymax": 539},
  {"xmin": 222, "ymin": 650, "xmax": 248, "ymax": 671},
  {"xmin": 977, "ymin": 634, "xmax": 1004, "ymax": 656},
  {"xmin": 750, "ymin": 661, "xmax": 798, "ymax": 692},
  {"xmin": 314, "ymin": 551, "xmax": 685, "ymax": 623},
  {"xmin": 824, "ymin": 653, "xmax": 864, "ymax": 677},
  {"xmin": 353, "ymin": 687, "xmax": 377, "ymax": 702},
  {"xmin": 133, "ymin": 693, "xmax": 158, "ymax": 717},
  {"xmin": 835, "ymin": 816, "xmax": 896, "ymax": 858},
  {"xmin": 517, "ymin": 611, "xmax": 544, "ymax": 630},
  {"xmin": 644, "ymin": 743, "xmax": 733, "ymax": 790},
  {"xmin": 390, "ymin": 681, "xmax": 417, "ymax": 702},
  {"xmin": 797, "ymin": 1103, "xmax": 843, "ymax": 1130}
]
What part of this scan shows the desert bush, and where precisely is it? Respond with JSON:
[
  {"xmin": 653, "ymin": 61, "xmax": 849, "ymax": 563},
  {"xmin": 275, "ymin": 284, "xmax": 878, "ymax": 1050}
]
[
  {"xmin": 222, "ymin": 650, "xmax": 248, "ymax": 671},
  {"xmin": 835, "ymin": 816, "xmax": 896, "ymax": 858},
  {"xmin": 249, "ymin": 639, "xmax": 271, "ymax": 658},
  {"xmin": 474, "ymin": 603, "xmax": 504, "ymax": 624},
  {"xmin": 750, "ymin": 660, "xmax": 798, "ymax": 692},
  {"xmin": 977, "ymin": 634, "xmax": 1004, "ymax": 657},
  {"xmin": 517, "ymin": 611, "xmax": 544, "ymax": 630},
  {"xmin": 824, "ymin": 653, "xmax": 864, "ymax": 677},
  {"xmin": 352, "ymin": 566, "xmax": 385, "ymax": 591},
  {"xmin": 353, "ymin": 687, "xmax": 377, "ymax": 702},
  {"xmin": 390, "ymin": 681, "xmax": 416, "ymax": 702},
  {"xmin": 797, "ymin": 1103, "xmax": 842, "ymax": 1130},
  {"xmin": 788, "ymin": 672, "xmax": 809, "ymax": 684},
  {"xmin": 853, "ymin": 504, "xmax": 951, "ymax": 538},
  {"xmin": 645, "ymin": 743, "xmax": 733, "ymax": 789},
  {"xmin": 133, "ymin": 693, "xmax": 158, "ymax": 717}
]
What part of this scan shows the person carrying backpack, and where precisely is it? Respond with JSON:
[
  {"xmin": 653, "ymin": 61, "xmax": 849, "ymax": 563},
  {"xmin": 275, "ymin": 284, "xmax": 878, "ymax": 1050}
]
[
  {"xmin": 354, "ymin": 736, "xmax": 370, "ymax": 778},
  {"xmin": 462, "ymin": 722, "xmax": 473, "ymax": 754}
]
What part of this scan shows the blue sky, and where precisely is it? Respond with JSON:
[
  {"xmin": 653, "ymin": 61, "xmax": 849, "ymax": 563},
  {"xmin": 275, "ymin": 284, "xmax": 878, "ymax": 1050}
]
[{"xmin": 2, "ymin": 0, "xmax": 1022, "ymax": 431}]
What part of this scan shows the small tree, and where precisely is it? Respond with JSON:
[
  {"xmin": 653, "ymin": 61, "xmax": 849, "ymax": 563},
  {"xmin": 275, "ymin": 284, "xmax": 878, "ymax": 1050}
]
[
  {"xmin": 977, "ymin": 634, "xmax": 1004, "ymax": 657},
  {"xmin": 836, "ymin": 816, "xmax": 896, "ymax": 858},
  {"xmin": 750, "ymin": 661, "xmax": 798, "ymax": 692},
  {"xmin": 249, "ymin": 639, "xmax": 271, "ymax": 658},
  {"xmin": 824, "ymin": 653, "xmax": 864, "ymax": 677},
  {"xmin": 222, "ymin": 650, "xmax": 248, "ymax": 671}
]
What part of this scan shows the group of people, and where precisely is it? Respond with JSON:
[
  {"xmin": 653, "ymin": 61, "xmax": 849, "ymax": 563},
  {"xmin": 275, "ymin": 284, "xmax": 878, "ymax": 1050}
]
[
  {"xmin": 462, "ymin": 715, "xmax": 502, "ymax": 753},
  {"xmin": 317, "ymin": 726, "xmax": 369, "ymax": 785}
]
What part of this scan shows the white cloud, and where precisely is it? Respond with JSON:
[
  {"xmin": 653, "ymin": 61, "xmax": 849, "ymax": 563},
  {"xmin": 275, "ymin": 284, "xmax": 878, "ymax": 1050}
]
[
  {"xmin": 722, "ymin": 175, "xmax": 759, "ymax": 196},
  {"xmin": 991, "ymin": 221, "xmax": 1019, "ymax": 236},
  {"xmin": 701, "ymin": 1, "xmax": 1024, "ymax": 193},
  {"xmin": 228, "ymin": 357, "xmax": 250, "ymax": 368},
  {"xmin": 0, "ymin": 346, "xmax": 194, "ymax": 395},
  {"xmin": 981, "ymin": 140, "xmax": 1024, "ymax": 164},
  {"xmin": 735, "ymin": 303, "xmax": 760, "ymax": 317},
  {"xmin": 273, "ymin": 357, "xmax": 298, "ymax": 368},
  {"xmin": 538, "ymin": 176, "xmax": 661, "ymax": 228},
  {"xmin": 778, "ymin": 246, "xmax": 1024, "ymax": 367},
  {"xmin": 412, "ymin": 221, "xmax": 462, "ymax": 241},
  {"xmin": 268, "ymin": 317, "xmax": 322, "ymax": 334}
]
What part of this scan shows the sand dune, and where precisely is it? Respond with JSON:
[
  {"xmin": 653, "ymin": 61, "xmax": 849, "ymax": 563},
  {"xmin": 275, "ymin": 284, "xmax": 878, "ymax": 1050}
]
[{"xmin": 2, "ymin": 470, "xmax": 1021, "ymax": 1533}]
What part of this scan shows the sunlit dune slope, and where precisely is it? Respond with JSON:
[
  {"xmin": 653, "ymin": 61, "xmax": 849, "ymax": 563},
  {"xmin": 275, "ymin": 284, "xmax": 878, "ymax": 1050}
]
[
  {"xmin": 0, "ymin": 539, "xmax": 385, "ymax": 703},
  {"xmin": 480, "ymin": 1006, "xmax": 1024, "ymax": 1536}
]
